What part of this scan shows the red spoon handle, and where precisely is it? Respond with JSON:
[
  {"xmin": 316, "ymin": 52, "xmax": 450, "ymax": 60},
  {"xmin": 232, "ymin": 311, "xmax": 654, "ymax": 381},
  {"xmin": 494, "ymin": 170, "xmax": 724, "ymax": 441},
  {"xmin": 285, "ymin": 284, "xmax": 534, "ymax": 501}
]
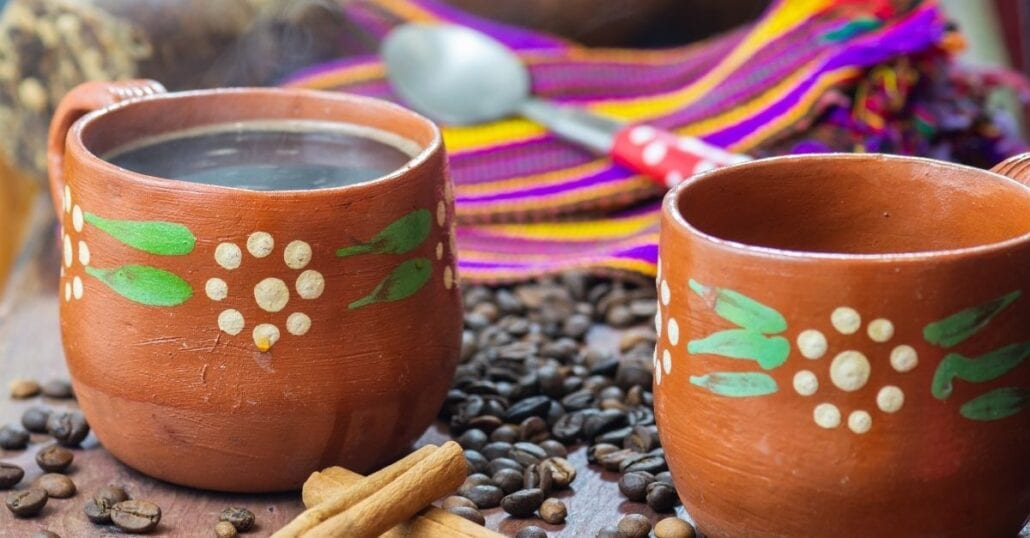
[{"xmin": 612, "ymin": 124, "xmax": 750, "ymax": 188}]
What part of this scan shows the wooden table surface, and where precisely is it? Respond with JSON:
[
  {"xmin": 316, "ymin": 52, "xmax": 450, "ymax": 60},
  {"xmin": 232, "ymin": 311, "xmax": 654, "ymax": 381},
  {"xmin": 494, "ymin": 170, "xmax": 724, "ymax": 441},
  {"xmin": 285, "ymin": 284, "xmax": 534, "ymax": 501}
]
[{"xmin": 0, "ymin": 206, "xmax": 684, "ymax": 537}]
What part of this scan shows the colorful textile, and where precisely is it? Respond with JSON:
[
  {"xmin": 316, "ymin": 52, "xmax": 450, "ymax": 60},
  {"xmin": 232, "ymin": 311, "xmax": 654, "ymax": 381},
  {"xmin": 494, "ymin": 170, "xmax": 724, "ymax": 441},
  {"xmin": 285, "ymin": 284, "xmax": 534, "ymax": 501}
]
[{"xmin": 284, "ymin": 0, "xmax": 1027, "ymax": 283}]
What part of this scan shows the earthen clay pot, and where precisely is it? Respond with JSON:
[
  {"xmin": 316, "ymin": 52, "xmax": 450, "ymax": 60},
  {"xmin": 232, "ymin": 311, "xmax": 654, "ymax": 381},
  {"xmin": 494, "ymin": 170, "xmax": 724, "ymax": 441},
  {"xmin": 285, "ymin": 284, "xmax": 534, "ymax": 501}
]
[
  {"xmin": 656, "ymin": 153, "xmax": 1030, "ymax": 537},
  {"xmin": 47, "ymin": 80, "xmax": 462, "ymax": 492}
]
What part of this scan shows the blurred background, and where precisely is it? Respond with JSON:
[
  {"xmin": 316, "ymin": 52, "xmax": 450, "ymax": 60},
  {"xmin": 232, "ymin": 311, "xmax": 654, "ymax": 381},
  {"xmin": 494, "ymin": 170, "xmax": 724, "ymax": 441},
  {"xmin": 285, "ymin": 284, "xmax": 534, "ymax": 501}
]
[{"xmin": 0, "ymin": 0, "xmax": 1027, "ymax": 289}]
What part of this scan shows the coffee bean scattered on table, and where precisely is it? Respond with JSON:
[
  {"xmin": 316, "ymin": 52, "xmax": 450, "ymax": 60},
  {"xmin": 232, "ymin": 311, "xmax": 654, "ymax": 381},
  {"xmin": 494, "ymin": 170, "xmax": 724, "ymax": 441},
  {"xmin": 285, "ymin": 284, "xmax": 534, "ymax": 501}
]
[
  {"xmin": 21, "ymin": 406, "xmax": 51, "ymax": 433},
  {"xmin": 443, "ymin": 495, "xmax": 477, "ymax": 510},
  {"xmin": 215, "ymin": 521, "xmax": 238, "ymax": 538},
  {"xmin": 618, "ymin": 513, "xmax": 652, "ymax": 538},
  {"xmin": 111, "ymin": 499, "xmax": 162, "ymax": 533},
  {"xmin": 0, "ymin": 462, "xmax": 25, "ymax": 489},
  {"xmin": 97, "ymin": 485, "xmax": 130, "ymax": 504},
  {"xmin": 618, "ymin": 471, "xmax": 655, "ymax": 502},
  {"xmin": 34, "ymin": 473, "xmax": 76, "ymax": 498},
  {"xmin": 46, "ymin": 411, "xmax": 90, "ymax": 447},
  {"xmin": 515, "ymin": 526, "xmax": 548, "ymax": 538},
  {"xmin": 6, "ymin": 488, "xmax": 47, "ymax": 517},
  {"xmin": 84, "ymin": 496, "xmax": 114, "ymax": 524},
  {"xmin": 41, "ymin": 379, "xmax": 74, "ymax": 399},
  {"xmin": 465, "ymin": 484, "xmax": 504, "ymax": 509},
  {"xmin": 539, "ymin": 497, "xmax": 567, "ymax": 524},
  {"xmin": 36, "ymin": 445, "xmax": 74, "ymax": 473},
  {"xmin": 596, "ymin": 526, "xmax": 621, "ymax": 538},
  {"xmin": 219, "ymin": 506, "xmax": 255, "ymax": 532},
  {"xmin": 447, "ymin": 505, "xmax": 486, "ymax": 525},
  {"xmin": 0, "ymin": 424, "xmax": 30, "ymax": 449},
  {"xmin": 501, "ymin": 487, "xmax": 544, "ymax": 518},
  {"xmin": 10, "ymin": 378, "xmax": 41, "ymax": 399},
  {"xmin": 654, "ymin": 516, "xmax": 696, "ymax": 538},
  {"xmin": 646, "ymin": 481, "xmax": 678, "ymax": 512},
  {"xmin": 492, "ymin": 467, "xmax": 524, "ymax": 494}
]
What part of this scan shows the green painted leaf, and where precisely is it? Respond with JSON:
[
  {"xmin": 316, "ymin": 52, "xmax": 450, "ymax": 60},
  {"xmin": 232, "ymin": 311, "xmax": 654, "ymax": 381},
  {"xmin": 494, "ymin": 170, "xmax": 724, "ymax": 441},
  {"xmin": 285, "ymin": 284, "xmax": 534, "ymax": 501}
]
[
  {"xmin": 84, "ymin": 213, "xmax": 195, "ymax": 256},
  {"xmin": 85, "ymin": 265, "xmax": 193, "ymax": 306},
  {"xmin": 337, "ymin": 209, "xmax": 431, "ymax": 257},
  {"xmin": 959, "ymin": 387, "xmax": 1030, "ymax": 421},
  {"xmin": 349, "ymin": 258, "xmax": 432, "ymax": 309},
  {"xmin": 688, "ymin": 279, "xmax": 786, "ymax": 334},
  {"xmin": 687, "ymin": 329, "xmax": 790, "ymax": 370},
  {"xmin": 924, "ymin": 290, "xmax": 1021, "ymax": 348},
  {"xmin": 689, "ymin": 372, "xmax": 778, "ymax": 397},
  {"xmin": 931, "ymin": 341, "xmax": 1030, "ymax": 399}
]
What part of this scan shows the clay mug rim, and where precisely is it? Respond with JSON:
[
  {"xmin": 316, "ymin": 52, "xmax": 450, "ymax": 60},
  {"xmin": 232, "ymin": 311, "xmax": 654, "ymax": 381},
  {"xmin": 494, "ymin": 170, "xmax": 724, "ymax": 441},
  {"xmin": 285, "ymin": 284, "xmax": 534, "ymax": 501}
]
[
  {"xmin": 663, "ymin": 152, "xmax": 1030, "ymax": 263},
  {"xmin": 47, "ymin": 81, "xmax": 443, "ymax": 211}
]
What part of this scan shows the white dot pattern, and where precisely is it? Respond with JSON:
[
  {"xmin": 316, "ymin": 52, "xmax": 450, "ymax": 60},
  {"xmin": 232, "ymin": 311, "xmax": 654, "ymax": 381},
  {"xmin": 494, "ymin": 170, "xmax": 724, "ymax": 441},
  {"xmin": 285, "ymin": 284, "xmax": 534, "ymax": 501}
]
[
  {"xmin": 793, "ymin": 370, "xmax": 818, "ymax": 396},
  {"xmin": 877, "ymin": 386, "xmax": 905, "ymax": 413},
  {"xmin": 642, "ymin": 141, "xmax": 668, "ymax": 166},
  {"xmin": 890, "ymin": 345, "xmax": 918, "ymax": 372},
  {"xmin": 848, "ymin": 410, "xmax": 872, "ymax": 434},
  {"xmin": 831, "ymin": 307, "xmax": 861, "ymax": 334},
  {"xmin": 667, "ymin": 317, "xmax": 680, "ymax": 346},
  {"xmin": 867, "ymin": 318, "xmax": 894, "ymax": 342},
  {"xmin": 829, "ymin": 350, "xmax": 871, "ymax": 392},
  {"xmin": 796, "ymin": 329, "xmax": 827, "ymax": 359},
  {"xmin": 247, "ymin": 232, "xmax": 274, "ymax": 258},
  {"xmin": 813, "ymin": 403, "xmax": 841, "ymax": 429}
]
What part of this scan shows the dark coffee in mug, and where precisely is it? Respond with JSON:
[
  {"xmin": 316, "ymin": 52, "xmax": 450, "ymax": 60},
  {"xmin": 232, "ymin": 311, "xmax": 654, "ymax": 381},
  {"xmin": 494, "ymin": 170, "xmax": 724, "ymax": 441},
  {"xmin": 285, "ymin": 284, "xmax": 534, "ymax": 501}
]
[{"xmin": 103, "ymin": 119, "xmax": 418, "ymax": 190}]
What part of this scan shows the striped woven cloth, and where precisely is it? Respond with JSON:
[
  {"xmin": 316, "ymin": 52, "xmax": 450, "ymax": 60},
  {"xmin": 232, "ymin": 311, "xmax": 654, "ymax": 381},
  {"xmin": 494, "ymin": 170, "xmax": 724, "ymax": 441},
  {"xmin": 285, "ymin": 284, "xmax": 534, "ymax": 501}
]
[{"xmin": 284, "ymin": 0, "xmax": 1025, "ymax": 283}]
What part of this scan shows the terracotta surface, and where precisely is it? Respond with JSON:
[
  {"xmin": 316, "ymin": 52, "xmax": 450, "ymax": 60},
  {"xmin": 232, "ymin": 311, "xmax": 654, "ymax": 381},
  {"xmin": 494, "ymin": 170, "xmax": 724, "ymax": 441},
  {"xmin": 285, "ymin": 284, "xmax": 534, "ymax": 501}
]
[
  {"xmin": 655, "ymin": 153, "xmax": 1030, "ymax": 537},
  {"xmin": 45, "ymin": 81, "xmax": 462, "ymax": 492}
]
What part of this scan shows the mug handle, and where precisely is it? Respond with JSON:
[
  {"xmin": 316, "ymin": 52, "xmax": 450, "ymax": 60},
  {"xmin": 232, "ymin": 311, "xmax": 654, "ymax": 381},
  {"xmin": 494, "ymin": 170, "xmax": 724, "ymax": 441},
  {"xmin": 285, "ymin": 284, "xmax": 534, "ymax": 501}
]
[
  {"xmin": 47, "ymin": 80, "xmax": 166, "ymax": 216},
  {"xmin": 989, "ymin": 152, "xmax": 1030, "ymax": 188}
]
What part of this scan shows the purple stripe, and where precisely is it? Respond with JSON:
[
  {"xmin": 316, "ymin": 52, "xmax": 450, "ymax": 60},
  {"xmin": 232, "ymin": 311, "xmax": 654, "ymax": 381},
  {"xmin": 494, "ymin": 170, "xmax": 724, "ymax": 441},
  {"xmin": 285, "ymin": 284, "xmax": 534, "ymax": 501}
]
[
  {"xmin": 451, "ymin": 139, "xmax": 595, "ymax": 185},
  {"xmin": 282, "ymin": 56, "xmax": 379, "ymax": 86},
  {"xmin": 457, "ymin": 242, "xmax": 657, "ymax": 270},
  {"xmin": 456, "ymin": 166, "xmax": 629, "ymax": 203},
  {"xmin": 413, "ymin": 0, "xmax": 566, "ymax": 50}
]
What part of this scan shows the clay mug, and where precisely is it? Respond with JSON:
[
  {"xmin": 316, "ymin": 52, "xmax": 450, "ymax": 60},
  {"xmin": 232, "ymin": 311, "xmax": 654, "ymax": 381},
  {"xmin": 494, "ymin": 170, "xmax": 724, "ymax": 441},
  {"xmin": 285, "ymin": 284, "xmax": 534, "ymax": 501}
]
[
  {"xmin": 655, "ymin": 153, "xmax": 1030, "ymax": 537},
  {"xmin": 47, "ymin": 80, "xmax": 462, "ymax": 492}
]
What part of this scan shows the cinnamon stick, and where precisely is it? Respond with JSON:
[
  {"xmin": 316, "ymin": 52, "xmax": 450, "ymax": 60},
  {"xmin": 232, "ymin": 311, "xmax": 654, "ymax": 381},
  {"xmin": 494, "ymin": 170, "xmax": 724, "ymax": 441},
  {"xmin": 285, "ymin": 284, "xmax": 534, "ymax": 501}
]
[
  {"xmin": 271, "ymin": 444, "xmax": 437, "ymax": 538},
  {"xmin": 303, "ymin": 466, "xmax": 505, "ymax": 537},
  {"xmin": 305, "ymin": 441, "xmax": 468, "ymax": 538}
]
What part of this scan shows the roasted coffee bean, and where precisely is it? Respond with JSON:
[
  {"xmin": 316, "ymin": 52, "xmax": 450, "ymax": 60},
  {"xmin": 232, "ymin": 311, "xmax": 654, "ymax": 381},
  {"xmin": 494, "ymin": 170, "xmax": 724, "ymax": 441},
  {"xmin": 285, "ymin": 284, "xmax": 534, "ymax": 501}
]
[
  {"xmin": 464, "ymin": 484, "xmax": 504, "ymax": 509},
  {"xmin": 35, "ymin": 473, "xmax": 76, "ymax": 498},
  {"xmin": 599, "ymin": 398, "xmax": 628, "ymax": 412},
  {"xmin": 0, "ymin": 463, "xmax": 25, "ymax": 489},
  {"xmin": 84, "ymin": 496, "xmax": 113, "ymax": 523},
  {"xmin": 41, "ymin": 379, "xmax": 74, "ymax": 399},
  {"xmin": 646, "ymin": 481, "xmax": 678, "ymax": 512},
  {"xmin": 599, "ymin": 448, "xmax": 638, "ymax": 472},
  {"xmin": 6, "ymin": 488, "xmax": 47, "ymax": 517},
  {"xmin": 487, "ymin": 457, "xmax": 523, "ymax": 475},
  {"xmin": 468, "ymin": 415, "xmax": 503, "ymax": 432},
  {"xmin": 464, "ymin": 450, "xmax": 489, "ymax": 474},
  {"xmin": 582, "ymin": 373, "xmax": 614, "ymax": 393},
  {"xmin": 511, "ymin": 442, "xmax": 547, "ymax": 467},
  {"xmin": 540, "ymin": 457, "xmax": 576, "ymax": 489},
  {"xmin": 624, "ymin": 386, "xmax": 645, "ymax": 407},
  {"xmin": 36, "ymin": 445, "xmax": 74, "ymax": 473},
  {"xmin": 654, "ymin": 517, "xmax": 696, "ymax": 538},
  {"xmin": 465, "ymin": 380, "xmax": 500, "ymax": 396},
  {"xmin": 655, "ymin": 471, "xmax": 674, "ymax": 486},
  {"xmin": 519, "ymin": 416, "xmax": 549, "ymax": 443},
  {"xmin": 627, "ymin": 406, "xmax": 655, "ymax": 427},
  {"xmin": 460, "ymin": 331, "xmax": 478, "ymax": 361},
  {"xmin": 10, "ymin": 378, "xmax": 41, "ymax": 399},
  {"xmin": 618, "ymin": 471, "xmax": 655, "ymax": 502},
  {"xmin": 0, "ymin": 424, "xmax": 29, "ymax": 449},
  {"xmin": 561, "ymin": 376, "xmax": 583, "ymax": 394},
  {"xmin": 560, "ymin": 389, "xmax": 595, "ymax": 412},
  {"xmin": 492, "ymin": 468, "xmax": 524, "ymax": 494},
  {"xmin": 31, "ymin": 531, "xmax": 60, "ymax": 538},
  {"xmin": 537, "ymin": 365, "xmax": 564, "ymax": 398},
  {"xmin": 457, "ymin": 429, "xmax": 488, "ymax": 451},
  {"xmin": 516, "ymin": 526, "xmax": 548, "ymax": 538},
  {"xmin": 551, "ymin": 412, "xmax": 586, "ymax": 443},
  {"xmin": 539, "ymin": 497, "xmax": 567, "ymax": 524},
  {"xmin": 620, "ymin": 453, "xmax": 668, "ymax": 474},
  {"xmin": 111, "ymin": 500, "xmax": 161, "ymax": 533},
  {"xmin": 97, "ymin": 485, "xmax": 130, "ymax": 504},
  {"xmin": 583, "ymin": 409, "xmax": 628, "ymax": 441},
  {"xmin": 448, "ymin": 505, "xmax": 486, "ymax": 525},
  {"xmin": 490, "ymin": 425, "xmax": 520, "ymax": 443},
  {"xmin": 598, "ymin": 386, "xmax": 624, "ymax": 401},
  {"xmin": 214, "ymin": 521, "xmax": 238, "ymax": 538},
  {"xmin": 586, "ymin": 443, "xmax": 620, "ymax": 464},
  {"xmin": 562, "ymin": 314, "xmax": 591, "ymax": 338},
  {"xmin": 220, "ymin": 506, "xmax": 255, "ymax": 532},
  {"xmin": 615, "ymin": 357, "xmax": 653, "ymax": 390},
  {"xmin": 618, "ymin": 513, "xmax": 652, "ymax": 538},
  {"xmin": 539, "ymin": 439, "xmax": 567, "ymax": 458},
  {"xmin": 596, "ymin": 526, "xmax": 622, "ymax": 538},
  {"xmin": 481, "ymin": 441, "xmax": 513, "ymax": 460},
  {"xmin": 46, "ymin": 411, "xmax": 90, "ymax": 447},
  {"xmin": 458, "ymin": 474, "xmax": 494, "ymax": 497},
  {"xmin": 500, "ymin": 488, "xmax": 544, "ymax": 518},
  {"xmin": 504, "ymin": 395, "xmax": 550, "ymax": 422},
  {"xmin": 443, "ymin": 495, "xmax": 477, "ymax": 510},
  {"xmin": 21, "ymin": 406, "xmax": 51, "ymax": 433},
  {"xmin": 595, "ymin": 426, "xmax": 634, "ymax": 446},
  {"xmin": 523, "ymin": 463, "xmax": 553, "ymax": 496},
  {"xmin": 624, "ymin": 425, "xmax": 660, "ymax": 452}
]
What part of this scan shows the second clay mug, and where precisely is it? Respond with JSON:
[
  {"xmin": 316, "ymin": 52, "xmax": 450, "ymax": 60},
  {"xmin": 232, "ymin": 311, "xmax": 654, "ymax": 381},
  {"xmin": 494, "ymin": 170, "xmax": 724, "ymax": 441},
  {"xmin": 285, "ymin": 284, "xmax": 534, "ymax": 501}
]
[
  {"xmin": 656, "ymin": 152, "xmax": 1030, "ymax": 537},
  {"xmin": 47, "ymin": 80, "xmax": 462, "ymax": 492}
]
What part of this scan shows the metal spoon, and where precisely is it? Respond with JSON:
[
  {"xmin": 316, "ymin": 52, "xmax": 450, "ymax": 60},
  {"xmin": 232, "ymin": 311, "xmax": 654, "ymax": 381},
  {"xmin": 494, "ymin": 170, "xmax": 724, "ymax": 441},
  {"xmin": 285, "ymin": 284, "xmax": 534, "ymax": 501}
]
[{"xmin": 381, "ymin": 23, "xmax": 749, "ymax": 188}]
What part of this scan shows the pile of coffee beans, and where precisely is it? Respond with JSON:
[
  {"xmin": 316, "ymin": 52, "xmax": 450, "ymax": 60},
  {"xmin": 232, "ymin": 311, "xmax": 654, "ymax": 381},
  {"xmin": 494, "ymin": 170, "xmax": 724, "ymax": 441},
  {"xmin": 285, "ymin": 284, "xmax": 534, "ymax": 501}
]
[
  {"xmin": 438, "ymin": 274, "xmax": 688, "ymax": 535},
  {"xmin": 218, "ymin": 506, "xmax": 257, "ymax": 536}
]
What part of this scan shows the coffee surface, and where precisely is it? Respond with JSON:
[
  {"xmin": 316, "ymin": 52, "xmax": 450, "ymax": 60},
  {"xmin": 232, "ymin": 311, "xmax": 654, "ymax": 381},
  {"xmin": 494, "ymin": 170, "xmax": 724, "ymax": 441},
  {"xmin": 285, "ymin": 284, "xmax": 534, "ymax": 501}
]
[{"xmin": 104, "ymin": 120, "xmax": 417, "ymax": 191}]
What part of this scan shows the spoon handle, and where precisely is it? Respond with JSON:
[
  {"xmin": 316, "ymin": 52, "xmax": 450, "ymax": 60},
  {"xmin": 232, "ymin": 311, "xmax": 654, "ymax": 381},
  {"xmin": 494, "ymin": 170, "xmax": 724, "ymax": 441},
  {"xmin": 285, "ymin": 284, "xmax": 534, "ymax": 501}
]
[{"xmin": 611, "ymin": 125, "xmax": 751, "ymax": 188}]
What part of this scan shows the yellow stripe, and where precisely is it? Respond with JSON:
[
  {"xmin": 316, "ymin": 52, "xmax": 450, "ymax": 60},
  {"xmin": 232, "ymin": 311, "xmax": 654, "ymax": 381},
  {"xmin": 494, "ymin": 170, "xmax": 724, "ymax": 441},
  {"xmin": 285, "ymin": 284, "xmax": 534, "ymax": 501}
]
[
  {"xmin": 460, "ymin": 258, "xmax": 657, "ymax": 281},
  {"xmin": 458, "ymin": 178, "xmax": 655, "ymax": 217},
  {"xmin": 457, "ymin": 160, "xmax": 608, "ymax": 196},
  {"xmin": 473, "ymin": 213, "xmax": 658, "ymax": 240},
  {"xmin": 285, "ymin": 64, "xmax": 385, "ymax": 90},
  {"xmin": 374, "ymin": 0, "xmax": 439, "ymax": 22},
  {"xmin": 443, "ymin": 121, "xmax": 548, "ymax": 153}
]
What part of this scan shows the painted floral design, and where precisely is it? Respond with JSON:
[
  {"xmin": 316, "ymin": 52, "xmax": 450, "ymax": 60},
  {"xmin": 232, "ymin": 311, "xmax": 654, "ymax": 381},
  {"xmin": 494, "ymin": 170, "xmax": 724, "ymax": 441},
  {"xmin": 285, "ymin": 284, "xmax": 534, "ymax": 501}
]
[
  {"xmin": 657, "ymin": 269, "xmax": 1028, "ymax": 433},
  {"xmin": 209, "ymin": 233, "xmax": 323, "ymax": 351}
]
